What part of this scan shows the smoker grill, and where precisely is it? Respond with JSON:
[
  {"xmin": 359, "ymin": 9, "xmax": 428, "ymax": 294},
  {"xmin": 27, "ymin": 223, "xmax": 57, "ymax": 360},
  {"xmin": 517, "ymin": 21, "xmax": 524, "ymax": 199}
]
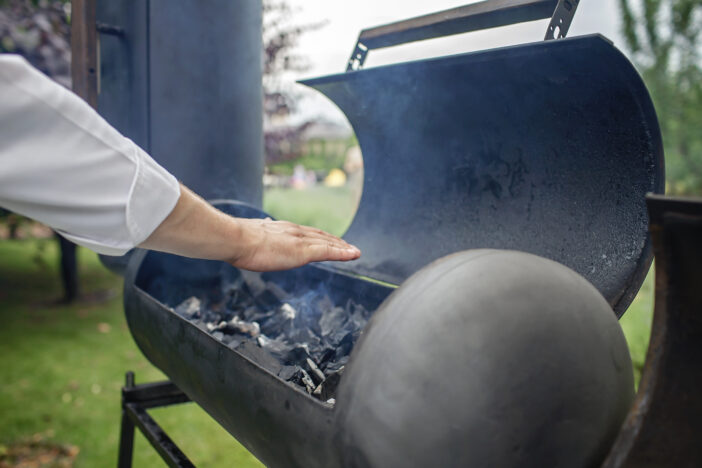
[{"xmin": 90, "ymin": 0, "xmax": 702, "ymax": 467}]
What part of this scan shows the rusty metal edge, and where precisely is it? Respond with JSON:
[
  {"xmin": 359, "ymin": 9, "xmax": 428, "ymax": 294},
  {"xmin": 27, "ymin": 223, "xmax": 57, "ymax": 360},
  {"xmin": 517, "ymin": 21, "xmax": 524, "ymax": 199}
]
[{"xmin": 602, "ymin": 194, "xmax": 702, "ymax": 467}]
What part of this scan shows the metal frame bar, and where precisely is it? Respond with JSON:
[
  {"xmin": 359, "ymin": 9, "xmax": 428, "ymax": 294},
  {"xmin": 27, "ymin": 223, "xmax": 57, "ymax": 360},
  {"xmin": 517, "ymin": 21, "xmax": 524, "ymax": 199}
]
[
  {"xmin": 117, "ymin": 372, "xmax": 195, "ymax": 468},
  {"xmin": 544, "ymin": 0, "xmax": 580, "ymax": 40},
  {"xmin": 347, "ymin": 0, "xmax": 567, "ymax": 71}
]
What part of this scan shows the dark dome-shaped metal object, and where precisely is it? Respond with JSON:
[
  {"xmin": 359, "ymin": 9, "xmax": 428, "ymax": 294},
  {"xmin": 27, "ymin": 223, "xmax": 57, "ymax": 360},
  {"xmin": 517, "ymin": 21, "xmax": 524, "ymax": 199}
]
[{"xmin": 335, "ymin": 249, "xmax": 634, "ymax": 468}]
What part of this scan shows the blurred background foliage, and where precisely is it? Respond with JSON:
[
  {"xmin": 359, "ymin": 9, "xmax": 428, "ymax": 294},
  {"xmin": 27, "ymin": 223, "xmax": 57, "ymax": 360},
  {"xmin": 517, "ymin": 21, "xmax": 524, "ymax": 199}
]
[{"xmin": 618, "ymin": 0, "xmax": 702, "ymax": 195}]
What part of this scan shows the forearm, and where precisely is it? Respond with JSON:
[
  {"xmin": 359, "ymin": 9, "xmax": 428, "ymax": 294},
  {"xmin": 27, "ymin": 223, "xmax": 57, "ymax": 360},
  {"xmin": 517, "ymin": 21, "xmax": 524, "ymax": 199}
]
[
  {"xmin": 138, "ymin": 184, "xmax": 243, "ymax": 262},
  {"xmin": 139, "ymin": 184, "xmax": 361, "ymax": 271}
]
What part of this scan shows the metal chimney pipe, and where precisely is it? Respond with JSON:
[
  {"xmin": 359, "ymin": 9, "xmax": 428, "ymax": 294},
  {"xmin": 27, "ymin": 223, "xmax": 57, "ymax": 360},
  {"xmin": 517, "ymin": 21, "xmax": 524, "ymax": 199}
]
[{"xmin": 95, "ymin": 0, "xmax": 264, "ymax": 205}]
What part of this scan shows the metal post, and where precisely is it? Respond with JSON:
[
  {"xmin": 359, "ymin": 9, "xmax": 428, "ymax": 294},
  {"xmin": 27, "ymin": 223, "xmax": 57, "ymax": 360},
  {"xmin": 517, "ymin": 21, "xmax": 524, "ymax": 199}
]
[
  {"xmin": 117, "ymin": 372, "xmax": 136, "ymax": 468},
  {"xmin": 116, "ymin": 372, "xmax": 194, "ymax": 467}
]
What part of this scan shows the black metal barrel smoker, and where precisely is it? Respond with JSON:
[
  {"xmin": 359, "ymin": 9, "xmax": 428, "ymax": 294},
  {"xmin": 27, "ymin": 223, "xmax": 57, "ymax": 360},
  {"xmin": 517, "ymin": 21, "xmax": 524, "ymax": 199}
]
[{"xmin": 75, "ymin": 1, "xmax": 702, "ymax": 467}]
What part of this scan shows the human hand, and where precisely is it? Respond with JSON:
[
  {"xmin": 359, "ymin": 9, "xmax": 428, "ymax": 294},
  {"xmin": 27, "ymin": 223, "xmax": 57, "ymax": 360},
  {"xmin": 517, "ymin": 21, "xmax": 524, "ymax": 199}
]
[
  {"xmin": 228, "ymin": 217, "xmax": 361, "ymax": 271},
  {"xmin": 140, "ymin": 184, "xmax": 360, "ymax": 271}
]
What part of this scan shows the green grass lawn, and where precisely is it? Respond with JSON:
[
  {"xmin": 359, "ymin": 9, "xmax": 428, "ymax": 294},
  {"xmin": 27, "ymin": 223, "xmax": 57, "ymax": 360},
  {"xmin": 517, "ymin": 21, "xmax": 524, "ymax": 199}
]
[
  {"xmin": 264, "ymin": 185, "xmax": 357, "ymax": 237},
  {"xmin": 0, "ymin": 186, "xmax": 655, "ymax": 466},
  {"xmin": 619, "ymin": 267, "xmax": 655, "ymax": 386},
  {"xmin": 0, "ymin": 239, "xmax": 263, "ymax": 467}
]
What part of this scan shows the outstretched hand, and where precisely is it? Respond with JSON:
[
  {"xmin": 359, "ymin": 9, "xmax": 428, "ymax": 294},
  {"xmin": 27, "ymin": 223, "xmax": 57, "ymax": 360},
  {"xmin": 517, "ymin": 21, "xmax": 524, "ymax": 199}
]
[
  {"xmin": 228, "ymin": 217, "xmax": 360, "ymax": 271},
  {"xmin": 139, "ymin": 184, "xmax": 361, "ymax": 271}
]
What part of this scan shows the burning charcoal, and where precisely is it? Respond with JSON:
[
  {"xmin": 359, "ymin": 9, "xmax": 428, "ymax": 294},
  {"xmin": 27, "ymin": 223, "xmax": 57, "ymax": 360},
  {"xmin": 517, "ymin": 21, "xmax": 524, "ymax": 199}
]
[
  {"xmin": 235, "ymin": 341, "xmax": 282, "ymax": 375},
  {"xmin": 309, "ymin": 345, "xmax": 336, "ymax": 368},
  {"xmin": 325, "ymin": 356, "xmax": 349, "ymax": 374},
  {"xmin": 283, "ymin": 345, "xmax": 312, "ymax": 366},
  {"xmin": 312, "ymin": 367, "xmax": 344, "ymax": 401},
  {"xmin": 333, "ymin": 332, "xmax": 358, "ymax": 360},
  {"xmin": 280, "ymin": 303, "xmax": 296, "ymax": 320},
  {"xmin": 319, "ymin": 306, "xmax": 346, "ymax": 337},
  {"xmin": 327, "ymin": 324, "xmax": 353, "ymax": 348},
  {"xmin": 315, "ymin": 347, "xmax": 337, "ymax": 370},
  {"xmin": 245, "ymin": 306, "xmax": 276, "ymax": 324},
  {"xmin": 258, "ymin": 304, "xmax": 296, "ymax": 337},
  {"xmin": 277, "ymin": 365, "xmax": 298, "ymax": 381},
  {"xmin": 227, "ymin": 337, "xmax": 244, "ymax": 350},
  {"xmin": 175, "ymin": 297, "xmax": 201, "ymax": 318},
  {"xmin": 201, "ymin": 309, "xmax": 225, "ymax": 325},
  {"xmin": 228, "ymin": 289, "xmax": 255, "ymax": 311},
  {"xmin": 291, "ymin": 333, "xmax": 331, "ymax": 365},
  {"xmin": 223, "ymin": 317, "xmax": 261, "ymax": 337},
  {"xmin": 286, "ymin": 367, "xmax": 315, "ymax": 393},
  {"xmin": 287, "ymin": 327, "xmax": 318, "ymax": 347},
  {"xmin": 208, "ymin": 317, "xmax": 260, "ymax": 337},
  {"xmin": 305, "ymin": 358, "xmax": 325, "ymax": 384},
  {"xmin": 166, "ymin": 272, "xmax": 376, "ymax": 398},
  {"xmin": 258, "ymin": 335, "xmax": 295, "ymax": 359},
  {"xmin": 301, "ymin": 369, "xmax": 316, "ymax": 394}
]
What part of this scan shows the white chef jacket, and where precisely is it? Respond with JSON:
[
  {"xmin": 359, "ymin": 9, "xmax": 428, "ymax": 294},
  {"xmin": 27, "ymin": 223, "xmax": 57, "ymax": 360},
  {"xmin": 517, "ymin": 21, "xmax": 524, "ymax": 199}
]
[{"xmin": 0, "ymin": 54, "xmax": 181, "ymax": 256}]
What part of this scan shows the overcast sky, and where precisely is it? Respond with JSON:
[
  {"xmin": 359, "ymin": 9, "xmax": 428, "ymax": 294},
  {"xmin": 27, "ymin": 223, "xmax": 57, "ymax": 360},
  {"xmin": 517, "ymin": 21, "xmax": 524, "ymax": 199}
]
[{"xmin": 282, "ymin": 0, "xmax": 625, "ymax": 124}]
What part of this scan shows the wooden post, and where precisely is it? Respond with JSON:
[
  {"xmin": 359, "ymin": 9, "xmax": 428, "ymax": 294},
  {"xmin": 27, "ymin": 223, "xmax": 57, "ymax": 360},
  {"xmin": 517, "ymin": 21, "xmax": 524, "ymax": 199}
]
[
  {"xmin": 70, "ymin": 0, "xmax": 98, "ymax": 108},
  {"xmin": 61, "ymin": 0, "xmax": 99, "ymax": 302}
]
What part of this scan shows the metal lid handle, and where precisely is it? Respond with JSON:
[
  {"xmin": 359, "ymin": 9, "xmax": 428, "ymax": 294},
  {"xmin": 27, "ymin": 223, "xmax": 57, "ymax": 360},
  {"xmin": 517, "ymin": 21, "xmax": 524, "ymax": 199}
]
[{"xmin": 347, "ymin": 0, "xmax": 580, "ymax": 71}]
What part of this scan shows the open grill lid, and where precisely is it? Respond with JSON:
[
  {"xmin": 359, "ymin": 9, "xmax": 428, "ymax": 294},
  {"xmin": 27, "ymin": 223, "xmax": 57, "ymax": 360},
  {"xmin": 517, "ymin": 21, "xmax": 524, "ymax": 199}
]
[{"xmin": 300, "ymin": 30, "xmax": 663, "ymax": 316}]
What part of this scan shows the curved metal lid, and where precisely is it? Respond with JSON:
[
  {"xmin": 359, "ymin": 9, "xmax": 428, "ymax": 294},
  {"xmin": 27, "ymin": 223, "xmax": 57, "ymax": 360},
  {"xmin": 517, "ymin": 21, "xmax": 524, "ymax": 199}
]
[{"xmin": 301, "ymin": 35, "xmax": 664, "ymax": 315}]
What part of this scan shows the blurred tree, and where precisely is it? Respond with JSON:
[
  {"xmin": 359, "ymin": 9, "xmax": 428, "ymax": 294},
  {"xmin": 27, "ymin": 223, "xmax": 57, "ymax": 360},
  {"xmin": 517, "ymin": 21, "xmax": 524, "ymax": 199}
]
[
  {"xmin": 263, "ymin": 0, "xmax": 323, "ymax": 165},
  {"xmin": 618, "ymin": 0, "xmax": 702, "ymax": 195},
  {"xmin": 0, "ymin": 0, "xmax": 71, "ymax": 86},
  {"xmin": 0, "ymin": 209, "xmax": 22, "ymax": 239},
  {"xmin": 1, "ymin": 0, "xmax": 78, "ymax": 302}
]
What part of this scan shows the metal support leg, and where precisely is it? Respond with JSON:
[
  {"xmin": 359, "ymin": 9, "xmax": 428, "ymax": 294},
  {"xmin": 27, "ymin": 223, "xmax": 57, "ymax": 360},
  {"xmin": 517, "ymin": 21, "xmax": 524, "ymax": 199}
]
[
  {"xmin": 117, "ymin": 372, "xmax": 136, "ymax": 468},
  {"xmin": 117, "ymin": 408, "xmax": 136, "ymax": 468},
  {"xmin": 117, "ymin": 371, "xmax": 194, "ymax": 468}
]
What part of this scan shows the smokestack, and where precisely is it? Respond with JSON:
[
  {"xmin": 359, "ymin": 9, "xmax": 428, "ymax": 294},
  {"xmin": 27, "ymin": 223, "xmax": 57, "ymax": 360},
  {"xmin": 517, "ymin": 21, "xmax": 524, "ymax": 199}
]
[{"xmin": 95, "ymin": 0, "xmax": 264, "ymax": 205}]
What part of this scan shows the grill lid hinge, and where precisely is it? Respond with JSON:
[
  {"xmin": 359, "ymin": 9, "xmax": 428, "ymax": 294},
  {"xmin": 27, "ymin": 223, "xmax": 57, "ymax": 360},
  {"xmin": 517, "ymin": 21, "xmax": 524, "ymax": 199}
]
[
  {"xmin": 544, "ymin": 0, "xmax": 580, "ymax": 40},
  {"xmin": 346, "ymin": 39, "xmax": 369, "ymax": 72}
]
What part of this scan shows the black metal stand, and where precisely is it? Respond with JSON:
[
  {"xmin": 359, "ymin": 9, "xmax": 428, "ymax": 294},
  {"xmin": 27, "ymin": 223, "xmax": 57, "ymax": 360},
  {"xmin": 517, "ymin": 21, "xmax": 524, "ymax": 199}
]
[{"xmin": 118, "ymin": 371, "xmax": 194, "ymax": 468}]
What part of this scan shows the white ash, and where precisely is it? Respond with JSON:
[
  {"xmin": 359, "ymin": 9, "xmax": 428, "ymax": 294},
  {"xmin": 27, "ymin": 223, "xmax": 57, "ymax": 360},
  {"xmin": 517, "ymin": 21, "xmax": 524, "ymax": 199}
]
[{"xmin": 171, "ymin": 270, "xmax": 372, "ymax": 402}]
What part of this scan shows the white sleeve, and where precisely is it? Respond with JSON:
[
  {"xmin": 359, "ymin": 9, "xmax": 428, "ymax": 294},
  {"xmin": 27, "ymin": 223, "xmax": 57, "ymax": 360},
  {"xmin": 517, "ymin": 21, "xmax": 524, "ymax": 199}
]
[{"xmin": 0, "ymin": 54, "xmax": 181, "ymax": 256}]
